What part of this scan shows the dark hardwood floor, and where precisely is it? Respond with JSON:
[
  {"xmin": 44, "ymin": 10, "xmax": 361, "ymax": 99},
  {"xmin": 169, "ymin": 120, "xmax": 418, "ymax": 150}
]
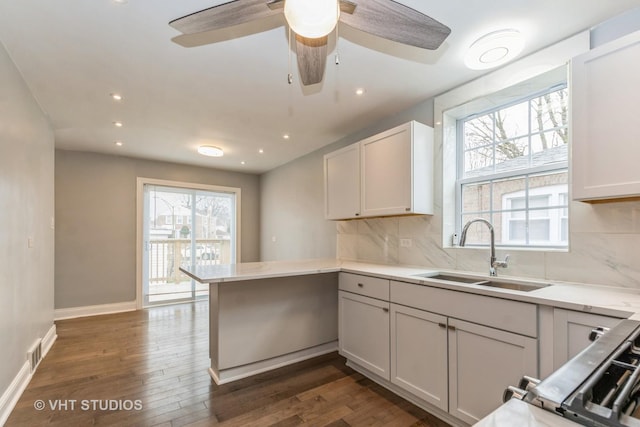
[{"xmin": 6, "ymin": 302, "xmax": 451, "ymax": 427}]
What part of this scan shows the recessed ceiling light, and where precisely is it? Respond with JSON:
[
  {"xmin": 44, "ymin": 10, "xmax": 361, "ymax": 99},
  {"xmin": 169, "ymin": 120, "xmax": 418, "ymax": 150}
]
[
  {"xmin": 114, "ymin": 141, "xmax": 123, "ymax": 146},
  {"xmin": 464, "ymin": 29, "xmax": 524, "ymax": 70},
  {"xmin": 112, "ymin": 0, "xmax": 128, "ymax": 4},
  {"xmin": 355, "ymin": 88, "xmax": 365, "ymax": 96},
  {"xmin": 241, "ymin": 161, "xmax": 246, "ymax": 165},
  {"xmin": 258, "ymin": 148, "xmax": 264, "ymax": 154},
  {"xmin": 283, "ymin": 134, "xmax": 290, "ymax": 140},
  {"xmin": 113, "ymin": 121, "xmax": 123, "ymax": 127},
  {"xmin": 197, "ymin": 145, "xmax": 224, "ymax": 157},
  {"xmin": 110, "ymin": 93, "xmax": 122, "ymax": 101}
]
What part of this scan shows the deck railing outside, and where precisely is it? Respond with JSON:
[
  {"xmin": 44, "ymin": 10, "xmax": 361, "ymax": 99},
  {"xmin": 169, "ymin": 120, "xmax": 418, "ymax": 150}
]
[{"xmin": 148, "ymin": 238, "xmax": 231, "ymax": 283}]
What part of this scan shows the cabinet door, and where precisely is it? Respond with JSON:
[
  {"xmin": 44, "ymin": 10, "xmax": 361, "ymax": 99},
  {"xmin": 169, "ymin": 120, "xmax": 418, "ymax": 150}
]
[
  {"xmin": 324, "ymin": 143, "xmax": 360, "ymax": 219},
  {"xmin": 448, "ymin": 319, "xmax": 537, "ymax": 425},
  {"xmin": 553, "ymin": 308, "xmax": 622, "ymax": 370},
  {"xmin": 338, "ymin": 291, "xmax": 390, "ymax": 379},
  {"xmin": 572, "ymin": 31, "xmax": 640, "ymax": 201},
  {"xmin": 390, "ymin": 304, "xmax": 448, "ymax": 411},
  {"xmin": 360, "ymin": 123, "xmax": 413, "ymax": 217}
]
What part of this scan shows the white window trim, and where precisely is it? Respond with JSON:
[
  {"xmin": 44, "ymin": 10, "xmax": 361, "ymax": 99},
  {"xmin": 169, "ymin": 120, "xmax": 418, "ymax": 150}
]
[{"xmin": 438, "ymin": 33, "xmax": 587, "ymax": 250}]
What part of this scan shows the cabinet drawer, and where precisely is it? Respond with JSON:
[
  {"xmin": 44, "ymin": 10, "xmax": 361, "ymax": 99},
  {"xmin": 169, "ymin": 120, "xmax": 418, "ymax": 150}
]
[
  {"xmin": 391, "ymin": 281, "xmax": 537, "ymax": 337},
  {"xmin": 339, "ymin": 273, "xmax": 390, "ymax": 301}
]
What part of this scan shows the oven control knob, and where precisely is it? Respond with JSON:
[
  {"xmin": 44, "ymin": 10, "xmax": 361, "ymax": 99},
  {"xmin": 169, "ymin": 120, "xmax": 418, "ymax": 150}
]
[
  {"xmin": 503, "ymin": 386, "xmax": 528, "ymax": 403},
  {"xmin": 589, "ymin": 326, "xmax": 610, "ymax": 342},
  {"xmin": 518, "ymin": 375, "xmax": 541, "ymax": 392}
]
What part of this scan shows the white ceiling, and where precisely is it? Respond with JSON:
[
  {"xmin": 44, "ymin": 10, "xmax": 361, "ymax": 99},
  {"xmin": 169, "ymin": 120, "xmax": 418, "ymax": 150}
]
[{"xmin": 1, "ymin": 1, "xmax": 639, "ymax": 174}]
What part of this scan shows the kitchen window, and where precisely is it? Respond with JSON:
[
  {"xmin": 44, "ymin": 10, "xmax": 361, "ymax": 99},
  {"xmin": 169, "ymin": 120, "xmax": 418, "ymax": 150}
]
[{"xmin": 456, "ymin": 85, "xmax": 568, "ymax": 248}]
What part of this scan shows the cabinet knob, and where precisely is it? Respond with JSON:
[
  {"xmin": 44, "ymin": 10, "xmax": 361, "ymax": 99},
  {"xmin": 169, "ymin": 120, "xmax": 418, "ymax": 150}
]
[
  {"xmin": 447, "ymin": 325, "xmax": 456, "ymax": 331},
  {"xmin": 405, "ymin": 207, "xmax": 411, "ymax": 212},
  {"xmin": 355, "ymin": 213, "xmax": 360, "ymax": 216},
  {"xmin": 438, "ymin": 323, "xmax": 446, "ymax": 329},
  {"xmin": 357, "ymin": 283, "xmax": 364, "ymax": 288},
  {"xmin": 382, "ymin": 307, "xmax": 389, "ymax": 313}
]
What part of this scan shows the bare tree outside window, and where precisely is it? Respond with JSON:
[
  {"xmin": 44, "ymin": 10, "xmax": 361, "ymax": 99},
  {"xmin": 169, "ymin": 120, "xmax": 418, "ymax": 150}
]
[{"xmin": 458, "ymin": 86, "xmax": 569, "ymax": 247}]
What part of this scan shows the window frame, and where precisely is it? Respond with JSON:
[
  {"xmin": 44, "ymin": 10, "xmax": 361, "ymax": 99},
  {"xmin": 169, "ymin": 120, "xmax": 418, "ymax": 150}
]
[{"xmin": 455, "ymin": 84, "xmax": 569, "ymax": 249}]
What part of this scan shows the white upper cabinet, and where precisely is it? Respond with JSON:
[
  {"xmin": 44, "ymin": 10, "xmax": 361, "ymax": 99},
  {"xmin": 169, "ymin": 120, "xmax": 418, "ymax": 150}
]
[
  {"xmin": 571, "ymin": 30, "xmax": 640, "ymax": 201},
  {"xmin": 324, "ymin": 144, "xmax": 361, "ymax": 219},
  {"xmin": 324, "ymin": 121, "xmax": 433, "ymax": 220}
]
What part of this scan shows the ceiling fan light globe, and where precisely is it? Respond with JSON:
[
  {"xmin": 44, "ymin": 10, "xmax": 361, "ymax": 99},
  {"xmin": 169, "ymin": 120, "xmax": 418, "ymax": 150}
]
[{"xmin": 284, "ymin": 0, "xmax": 340, "ymax": 38}]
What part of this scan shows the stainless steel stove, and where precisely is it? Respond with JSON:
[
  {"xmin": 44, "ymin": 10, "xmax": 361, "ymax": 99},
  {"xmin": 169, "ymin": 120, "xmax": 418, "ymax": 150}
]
[{"xmin": 507, "ymin": 319, "xmax": 640, "ymax": 427}]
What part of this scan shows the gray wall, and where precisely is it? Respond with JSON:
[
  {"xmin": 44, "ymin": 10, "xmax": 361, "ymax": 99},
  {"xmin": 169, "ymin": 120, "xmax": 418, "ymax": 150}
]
[
  {"xmin": 260, "ymin": 101, "xmax": 434, "ymax": 261},
  {"xmin": 55, "ymin": 150, "xmax": 260, "ymax": 309},
  {"xmin": 0, "ymin": 43, "xmax": 55, "ymax": 401}
]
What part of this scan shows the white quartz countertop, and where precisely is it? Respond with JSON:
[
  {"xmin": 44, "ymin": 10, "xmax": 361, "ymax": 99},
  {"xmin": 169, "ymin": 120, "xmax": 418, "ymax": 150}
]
[
  {"xmin": 474, "ymin": 399, "xmax": 577, "ymax": 427},
  {"xmin": 180, "ymin": 258, "xmax": 640, "ymax": 320}
]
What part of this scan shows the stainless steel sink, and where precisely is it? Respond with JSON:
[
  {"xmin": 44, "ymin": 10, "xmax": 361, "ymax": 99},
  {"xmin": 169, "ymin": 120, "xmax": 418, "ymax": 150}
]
[{"xmin": 412, "ymin": 273, "xmax": 550, "ymax": 292}]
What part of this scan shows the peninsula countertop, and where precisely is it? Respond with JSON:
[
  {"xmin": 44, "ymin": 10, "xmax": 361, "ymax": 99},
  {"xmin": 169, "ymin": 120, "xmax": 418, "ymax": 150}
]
[{"xmin": 180, "ymin": 258, "xmax": 640, "ymax": 320}]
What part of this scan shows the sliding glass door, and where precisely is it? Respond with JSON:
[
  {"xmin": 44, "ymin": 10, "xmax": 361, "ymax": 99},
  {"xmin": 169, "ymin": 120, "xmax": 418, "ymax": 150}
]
[{"xmin": 142, "ymin": 183, "xmax": 237, "ymax": 306}]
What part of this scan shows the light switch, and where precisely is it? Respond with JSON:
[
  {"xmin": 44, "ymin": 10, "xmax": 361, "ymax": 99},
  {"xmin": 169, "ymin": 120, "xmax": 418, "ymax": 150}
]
[{"xmin": 28, "ymin": 237, "xmax": 34, "ymax": 248}]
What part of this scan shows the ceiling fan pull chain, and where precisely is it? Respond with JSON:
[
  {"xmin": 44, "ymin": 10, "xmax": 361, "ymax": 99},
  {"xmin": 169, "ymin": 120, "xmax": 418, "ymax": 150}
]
[
  {"xmin": 335, "ymin": 9, "xmax": 340, "ymax": 65},
  {"xmin": 287, "ymin": 26, "xmax": 293, "ymax": 84}
]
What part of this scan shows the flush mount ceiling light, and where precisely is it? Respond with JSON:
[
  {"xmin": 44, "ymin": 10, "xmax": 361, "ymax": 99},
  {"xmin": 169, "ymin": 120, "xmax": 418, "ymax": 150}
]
[
  {"xmin": 284, "ymin": 0, "xmax": 340, "ymax": 38},
  {"xmin": 110, "ymin": 93, "xmax": 122, "ymax": 101},
  {"xmin": 197, "ymin": 145, "xmax": 224, "ymax": 157},
  {"xmin": 464, "ymin": 29, "xmax": 524, "ymax": 70},
  {"xmin": 113, "ymin": 121, "xmax": 123, "ymax": 127}
]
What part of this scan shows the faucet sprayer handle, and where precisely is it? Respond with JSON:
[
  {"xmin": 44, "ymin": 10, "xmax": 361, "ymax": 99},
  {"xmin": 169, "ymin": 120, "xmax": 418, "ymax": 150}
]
[{"xmin": 493, "ymin": 254, "xmax": 510, "ymax": 269}]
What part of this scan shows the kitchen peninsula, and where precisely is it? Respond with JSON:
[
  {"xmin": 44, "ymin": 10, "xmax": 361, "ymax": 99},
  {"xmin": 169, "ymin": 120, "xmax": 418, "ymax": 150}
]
[{"xmin": 181, "ymin": 259, "xmax": 640, "ymax": 426}]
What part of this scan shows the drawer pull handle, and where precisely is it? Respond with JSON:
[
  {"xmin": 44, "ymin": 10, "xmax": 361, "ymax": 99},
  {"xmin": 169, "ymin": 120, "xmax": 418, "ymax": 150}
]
[
  {"xmin": 447, "ymin": 325, "xmax": 456, "ymax": 331},
  {"xmin": 382, "ymin": 307, "xmax": 389, "ymax": 313},
  {"xmin": 357, "ymin": 283, "xmax": 364, "ymax": 287},
  {"xmin": 438, "ymin": 323, "xmax": 446, "ymax": 328}
]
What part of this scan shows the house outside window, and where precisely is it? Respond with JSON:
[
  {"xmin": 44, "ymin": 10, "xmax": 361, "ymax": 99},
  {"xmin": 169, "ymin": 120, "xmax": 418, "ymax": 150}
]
[{"xmin": 457, "ymin": 85, "xmax": 569, "ymax": 248}]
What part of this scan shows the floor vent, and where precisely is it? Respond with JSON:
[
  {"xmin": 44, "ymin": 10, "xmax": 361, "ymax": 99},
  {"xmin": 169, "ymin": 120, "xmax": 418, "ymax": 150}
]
[{"xmin": 28, "ymin": 339, "xmax": 42, "ymax": 373}]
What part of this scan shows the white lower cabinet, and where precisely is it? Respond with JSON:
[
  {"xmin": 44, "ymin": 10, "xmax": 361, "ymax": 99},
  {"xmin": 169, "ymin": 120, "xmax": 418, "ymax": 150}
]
[
  {"xmin": 340, "ymin": 276, "xmax": 539, "ymax": 425},
  {"xmin": 553, "ymin": 308, "xmax": 622, "ymax": 370},
  {"xmin": 390, "ymin": 304, "xmax": 448, "ymax": 411},
  {"xmin": 338, "ymin": 290, "xmax": 390, "ymax": 380},
  {"xmin": 389, "ymin": 303, "xmax": 537, "ymax": 424},
  {"xmin": 447, "ymin": 318, "xmax": 537, "ymax": 425}
]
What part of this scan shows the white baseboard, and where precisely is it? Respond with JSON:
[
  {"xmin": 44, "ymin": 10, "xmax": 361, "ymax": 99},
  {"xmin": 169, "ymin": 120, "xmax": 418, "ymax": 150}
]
[
  {"xmin": 0, "ymin": 362, "xmax": 30, "ymax": 426},
  {"xmin": 54, "ymin": 301, "xmax": 136, "ymax": 320},
  {"xmin": 210, "ymin": 341, "xmax": 338, "ymax": 385},
  {"xmin": 42, "ymin": 324, "xmax": 57, "ymax": 358},
  {"xmin": 0, "ymin": 323, "xmax": 58, "ymax": 426}
]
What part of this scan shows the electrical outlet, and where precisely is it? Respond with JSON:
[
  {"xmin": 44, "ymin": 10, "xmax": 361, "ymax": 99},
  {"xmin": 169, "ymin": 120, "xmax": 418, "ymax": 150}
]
[{"xmin": 400, "ymin": 238, "xmax": 412, "ymax": 248}]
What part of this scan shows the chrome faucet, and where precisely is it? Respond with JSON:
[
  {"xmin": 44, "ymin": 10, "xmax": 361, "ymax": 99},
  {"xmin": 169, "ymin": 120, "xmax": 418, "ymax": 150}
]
[{"xmin": 459, "ymin": 218, "xmax": 510, "ymax": 277}]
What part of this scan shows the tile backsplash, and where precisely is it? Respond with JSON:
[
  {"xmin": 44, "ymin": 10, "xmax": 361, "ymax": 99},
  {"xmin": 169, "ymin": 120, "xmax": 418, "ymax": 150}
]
[{"xmin": 337, "ymin": 200, "xmax": 640, "ymax": 289}]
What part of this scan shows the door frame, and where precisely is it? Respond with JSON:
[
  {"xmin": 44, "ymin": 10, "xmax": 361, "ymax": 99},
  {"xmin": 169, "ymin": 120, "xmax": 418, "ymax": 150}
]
[{"xmin": 136, "ymin": 177, "xmax": 242, "ymax": 309}]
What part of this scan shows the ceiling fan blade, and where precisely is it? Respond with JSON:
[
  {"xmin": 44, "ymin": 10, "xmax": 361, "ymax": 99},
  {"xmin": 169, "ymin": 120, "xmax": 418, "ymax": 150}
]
[
  {"xmin": 169, "ymin": 0, "xmax": 281, "ymax": 35},
  {"xmin": 295, "ymin": 35, "xmax": 328, "ymax": 86},
  {"xmin": 339, "ymin": 0, "xmax": 450, "ymax": 50}
]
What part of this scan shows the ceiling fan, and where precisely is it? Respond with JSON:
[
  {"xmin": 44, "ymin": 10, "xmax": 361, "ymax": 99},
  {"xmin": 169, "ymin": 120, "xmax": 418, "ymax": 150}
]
[{"xmin": 169, "ymin": 0, "xmax": 451, "ymax": 86}]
